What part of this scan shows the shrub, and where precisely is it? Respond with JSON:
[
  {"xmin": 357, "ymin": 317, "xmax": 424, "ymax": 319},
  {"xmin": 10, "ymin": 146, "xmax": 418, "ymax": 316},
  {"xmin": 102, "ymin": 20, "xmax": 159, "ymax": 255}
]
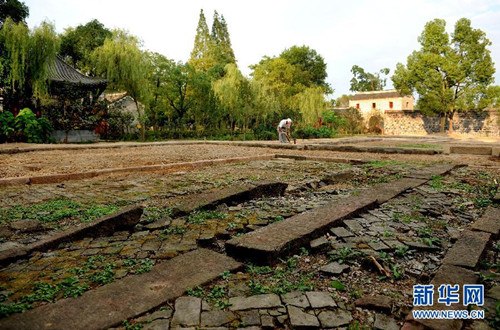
[
  {"xmin": 0, "ymin": 111, "xmax": 15, "ymax": 142},
  {"xmin": 294, "ymin": 126, "xmax": 335, "ymax": 139},
  {"xmin": 333, "ymin": 108, "xmax": 365, "ymax": 134},
  {"xmin": 367, "ymin": 110, "xmax": 384, "ymax": 134},
  {"xmin": 14, "ymin": 108, "xmax": 52, "ymax": 143}
]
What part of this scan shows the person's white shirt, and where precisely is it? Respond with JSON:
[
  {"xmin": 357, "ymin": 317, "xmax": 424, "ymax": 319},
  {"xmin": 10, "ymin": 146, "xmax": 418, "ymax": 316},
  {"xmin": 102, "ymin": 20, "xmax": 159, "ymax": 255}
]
[{"xmin": 278, "ymin": 118, "xmax": 291, "ymax": 129}]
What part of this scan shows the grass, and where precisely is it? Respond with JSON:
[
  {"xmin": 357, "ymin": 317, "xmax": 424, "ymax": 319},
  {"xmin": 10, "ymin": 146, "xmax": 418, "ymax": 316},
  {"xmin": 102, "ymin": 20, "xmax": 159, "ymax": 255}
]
[
  {"xmin": 187, "ymin": 210, "xmax": 227, "ymax": 225},
  {"xmin": 0, "ymin": 198, "xmax": 118, "ymax": 224}
]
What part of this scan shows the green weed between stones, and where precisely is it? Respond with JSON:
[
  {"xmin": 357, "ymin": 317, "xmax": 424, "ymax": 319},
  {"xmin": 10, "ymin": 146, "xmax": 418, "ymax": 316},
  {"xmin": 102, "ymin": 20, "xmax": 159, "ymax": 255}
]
[
  {"xmin": 160, "ymin": 226, "xmax": 187, "ymax": 236},
  {"xmin": 329, "ymin": 247, "xmax": 363, "ymax": 264},
  {"xmin": 0, "ymin": 198, "xmax": 118, "ymax": 224},
  {"xmin": 187, "ymin": 210, "xmax": 227, "ymax": 224},
  {"xmin": 141, "ymin": 206, "xmax": 172, "ymax": 223}
]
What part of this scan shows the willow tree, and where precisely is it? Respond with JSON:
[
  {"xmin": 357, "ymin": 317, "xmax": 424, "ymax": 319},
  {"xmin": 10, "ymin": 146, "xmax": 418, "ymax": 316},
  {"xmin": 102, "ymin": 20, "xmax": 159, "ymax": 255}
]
[
  {"xmin": 92, "ymin": 30, "xmax": 148, "ymax": 139},
  {"xmin": 296, "ymin": 86, "xmax": 327, "ymax": 126},
  {"xmin": 212, "ymin": 63, "xmax": 253, "ymax": 134},
  {"xmin": 0, "ymin": 17, "xmax": 59, "ymax": 111}
]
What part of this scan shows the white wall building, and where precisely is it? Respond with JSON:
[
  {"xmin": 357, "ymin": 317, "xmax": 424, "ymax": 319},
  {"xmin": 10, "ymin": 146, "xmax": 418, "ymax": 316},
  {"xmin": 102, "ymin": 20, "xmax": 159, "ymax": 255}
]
[{"xmin": 349, "ymin": 90, "xmax": 414, "ymax": 117}]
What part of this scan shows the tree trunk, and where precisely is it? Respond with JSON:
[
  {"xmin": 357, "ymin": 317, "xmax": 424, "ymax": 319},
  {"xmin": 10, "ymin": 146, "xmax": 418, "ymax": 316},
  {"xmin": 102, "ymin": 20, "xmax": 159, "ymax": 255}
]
[
  {"xmin": 439, "ymin": 114, "xmax": 446, "ymax": 133},
  {"xmin": 447, "ymin": 111, "xmax": 455, "ymax": 134}
]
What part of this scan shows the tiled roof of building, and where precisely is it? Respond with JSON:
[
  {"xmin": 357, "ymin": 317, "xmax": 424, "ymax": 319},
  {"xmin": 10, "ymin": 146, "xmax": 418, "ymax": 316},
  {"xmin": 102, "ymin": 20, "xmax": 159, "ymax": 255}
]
[
  {"xmin": 350, "ymin": 90, "xmax": 405, "ymax": 101},
  {"xmin": 48, "ymin": 56, "xmax": 107, "ymax": 87}
]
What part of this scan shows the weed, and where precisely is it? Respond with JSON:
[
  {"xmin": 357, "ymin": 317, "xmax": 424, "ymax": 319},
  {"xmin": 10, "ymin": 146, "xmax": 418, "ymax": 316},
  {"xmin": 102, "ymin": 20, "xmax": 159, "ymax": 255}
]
[
  {"xmin": 135, "ymin": 259, "xmax": 154, "ymax": 274},
  {"xmin": 226, "ymin": 222, "xmax": 237, "ymax": 230},
  {"xmin": 248, "ymin": 279, "xmax": 269, "ymax": 294},
  {"xmin": 187, "ymin": 210, "xmax": 227, "ymax": 224},
  {"xmin": 58, "ymin": 277, "xmax": 89, "ymax": 298},
  {"xmin": 0, "ymin": 302, "xmax": 32, "ymax": 318},
  {"xmin": 329, "ymin": 247, "xmax": 361, "ymax": 264},
  {"xmin": 247, "ymin": 265, "xmax": 273, "ymax": 275},
  {"xmin": 22, "ymin": 282, "xmax": 59, "ymax": 303},
  {"xmin": 391, "ymin": 264, "xmax": 404, "ymax": 280},
  {"xmin": 186, "ymin": 286, "xmax": 204, "ymax": 298},
  {"xmin": 90, "ymin": 264, "xmax": 115, "ymax": 285},
  {"xmin": 220, "ymin": 271, "xmax": 231, "ymax": 280},
  {"xmin": 395, "ymin": 245, "xmax": 409, "ymax": 257},
  {"xmin": 299, "ymin": 247, "xmax": 309, "ymax": 256},
  {"xmin": 161, "ymin": 226, "xmax": 187, "ymax": 236},
  {"xmin": 285, "ymin": 256, "xmax": 298, "ymax": 269},
  {"xmin": 421, "ymin": 236, "xmax": 440, "ymax": 247},
  {"xmin": 378, "ymin": 251, "xmax": 392, "ymax": 263},
  {"xmin": 474, "ymin": 197, "xmax": 492, "ymax": 208},
  {"xmin": 430, "ymin": 175, "xmax": 444, "ymax": 190},
  {"xmin": 123, "ymin": 320, "xmax": 143, "ymax": 330},
  {"xmin": 350, "ymin": 287, "xmax": 363, "ymax": 299},
  {"xmin": 330, "ymin": 279, "xmax": 346, "ymax": 291},
  {"xmin": 214, "ymin": 299, "xmax": 231, "ymax": 310},
  {"xmin": 142, "ymin": 207, "xmax": 172, "ymax": 223},
  {"xmin": 382, "ymin": 229, "xmax": 394, "ymax": 238},
  {"xmin": 270, "ymin": 215, "xmax": 284, "ymax": 223},
  {"xmin": 208, "ymin": 285, "xmax": 226, "ymax": 300}
]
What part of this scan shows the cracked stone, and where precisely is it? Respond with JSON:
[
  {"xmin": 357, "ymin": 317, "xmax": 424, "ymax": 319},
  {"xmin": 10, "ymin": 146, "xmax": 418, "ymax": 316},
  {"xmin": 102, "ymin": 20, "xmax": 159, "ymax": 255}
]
[
  {"xmin": 330, "ymin": 227, "xmax": 355, "ymax": 238},
  {"xmin": 281, "ymin": 291, "xmax": 310, "ymax": 308},
  {"xmin": 229, "ymin": 294, "xmax": 282, "ymax": 311},
  {"xmin": 374, "ymin": 313, "xmax": 399, "ymax": 330},
  {"xmin": 317, "ymin": 309, "xmax": 352, "ymax": 328},
  {"xmin": 287, "ymin": 305, "xmax": 320, "ymax": 328},
  {"xmin": 238, "ymin": 310, "xmax": 260, "ymax": 326},
  {"xmin": 344, "ymin": 219, "xmax": 364, "ymax": 233},
  {"xmin": 319, "ymin": 262, "xmax": 350, "ymax": 275},
  {"xmin": 260, "ymin": 314, "xmax": 274, "ymax": 328},
  {"xmin": 171, "ymin": 296, "xmax": 201, "ymax": 327},
  {"xmin": 200, "ymin": 310, "xmax": 236, "ymax": 327},
  {"xmin": 306, "ymin": 291, "xmax": 337, "ymax": 308}
]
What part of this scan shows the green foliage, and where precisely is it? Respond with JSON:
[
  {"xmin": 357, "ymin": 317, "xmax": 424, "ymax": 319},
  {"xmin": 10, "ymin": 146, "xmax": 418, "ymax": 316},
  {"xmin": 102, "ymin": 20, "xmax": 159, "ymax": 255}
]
[
  {"xmin": 0, "ymin": 302, "xmax": 31, "ymax": 318},
  {"xmin": 13, "ymin": 108, "xmax": 52, "ymax": 142},
  {"xmin": 350, "ymin": 65, "xmax": 390, "ymax": 92},
  {"xmin": 90, "ymin": 263, "xmax": 115, "ymax": 285},
  {"xmin": 187, "ymin": 210, "xmax": 227, "ymax": 224},
  {"xmin": 294, "ymin": 126, "xmax": 335, "ymax": 139},
  {"xmin": 186, "ymin": 286, "xmax": 205, "ymax": 297},
  {"xmin": 60, "ymin": 19, "xmax": 111, "ymax": 73},
  {"xmin": 329, "ymin": 247, "xmax": 362, "ymax": 264},
  {"xmin": 392, "ymin": 18, "xmax": 495, "ymax": 129},
  {"xmin": 0, "ymin": 110, "xmax": 15, "ymax": 142},
  {"xmin": 22, "ymin": 282, "xmax": 59, "ymax": 303},
  {"xmin": 0, "ymin": 198, "xmax": 117, "ymax": 224},
  {"xmin": 0, "ymin": 0, "xmax": 29, "ymax": 25},
  {"xmin": 429, "ymin": 175, "xmax": 444, "ymax": 190},
  {"xmin": 330, "ymin": 279, "xmax": 346, "ymax": 291},
  {"xmin": 160, "ymin": 226, "xmax": 187, "ymax": 236},
  {"xmin": 134, "ymin": 259, "xmax": 154, "ymax": 274}
]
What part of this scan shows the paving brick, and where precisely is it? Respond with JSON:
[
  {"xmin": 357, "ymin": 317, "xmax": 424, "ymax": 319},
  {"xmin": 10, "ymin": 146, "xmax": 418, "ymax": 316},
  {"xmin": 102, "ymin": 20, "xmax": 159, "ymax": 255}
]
[
  {"xmin": 449, "ymin": 145, "xmax": 492, "ymax": 155},
  {"xmin": 229, "ymin": 294, "xmax": 282, "ymax": 311},
  {"xmin": 470, "ymin": 207, "xmax": 500, "ymax": 236},
  {"xmin": 0, "ymin": 249, "xmax": 241, "ymax": 330},
  {"xmin": 171, "ymin": 296, "xmax": 201, "ymax": 327},
  {"xmin": 442, "ymin": 230, "xmax": 491, "ymax": 268}
]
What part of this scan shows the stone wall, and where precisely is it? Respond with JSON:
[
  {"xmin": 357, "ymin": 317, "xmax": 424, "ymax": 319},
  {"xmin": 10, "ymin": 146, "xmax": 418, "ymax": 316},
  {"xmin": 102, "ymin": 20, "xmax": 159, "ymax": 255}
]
[
  {"xmin": 383, "ymin": 109, "xmax": 500, "ymax": 136},
  {"xmin": 52, "ymin": 130, "xmax": 99, "ymax": 143}
]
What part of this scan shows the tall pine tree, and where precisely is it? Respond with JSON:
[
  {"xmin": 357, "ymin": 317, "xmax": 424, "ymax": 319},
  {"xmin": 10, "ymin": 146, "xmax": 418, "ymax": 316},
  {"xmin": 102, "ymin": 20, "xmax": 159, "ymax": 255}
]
[
  {"xmin": 211, "ymin": 11, "xmax": 235, "ymax": 67},
  {"xmin": 189, "ymin": 9, "xmax": 215, "ymax": 71}
]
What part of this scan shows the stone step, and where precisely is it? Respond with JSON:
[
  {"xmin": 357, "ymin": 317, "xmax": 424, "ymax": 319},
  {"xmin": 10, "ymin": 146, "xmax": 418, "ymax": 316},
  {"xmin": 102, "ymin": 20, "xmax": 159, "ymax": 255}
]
[
  {"xmin": 0, "ymin": 249, "xmax": 242, "ymax": 330},
  {"xmin": 444, "ymin": 145, "xmax": 493, "ymax": 155},
  {"xmin": 225, "ymin": 176, "xmax": 432, "ymax": 264},
  {"xmin": 171, "ymin": 182, "xmax": 287, "ymax": 216},
  {"xmin": 442, "ymin": 230, "xmax": 491, "ymax": 268}
]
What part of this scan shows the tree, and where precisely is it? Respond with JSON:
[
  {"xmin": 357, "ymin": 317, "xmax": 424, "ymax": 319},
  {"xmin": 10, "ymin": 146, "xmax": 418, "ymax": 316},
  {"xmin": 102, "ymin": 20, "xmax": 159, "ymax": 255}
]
[
  {"xmin": 334, "ymin": 94, "xmax": 351, "ymax": 107},
  {"xmin": 213, "ymin": 63, "xmax": 252, "ymax": 133},
  {"xmin": 297, "ymin": 86, "xmax": 327, "ymax": 126},
  {"xmin": 0, "ymin": 0, "xmax": 29, "ymax": 26},
  {"xmin": 211, "ymin": 11, "xmax": 235, "ymax": 67},
  {"xmin": 189, "ymin": 9, "xmax": 215, "ymax": 71},
  {"xmin": 392, "ymin": 18, "xmax": 495, "ymax": 132},
  {"xmin": 349, "ymin": 65, "xmax": 390, "ymax": 92},
  {"xmin": 280, "ymin": 45, "xmax": 331, "ymax": 91},
  {"xmin": 60, "ymin": 19, "xmax": 111, "ymax": 74},
  {"xmin": 0, "ymin": 18, "xmax": 59, "ymax": 112},
  {"xmin": 92, "ymin": 30, "xmax": 149, "ymax": 139}
]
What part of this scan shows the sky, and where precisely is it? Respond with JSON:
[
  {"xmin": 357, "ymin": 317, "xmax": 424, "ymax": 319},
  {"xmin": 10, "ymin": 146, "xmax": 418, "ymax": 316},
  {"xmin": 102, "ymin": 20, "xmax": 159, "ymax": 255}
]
[{"xmin": 24, "ymin": 0, "xmax": 500, "ymax": 98}]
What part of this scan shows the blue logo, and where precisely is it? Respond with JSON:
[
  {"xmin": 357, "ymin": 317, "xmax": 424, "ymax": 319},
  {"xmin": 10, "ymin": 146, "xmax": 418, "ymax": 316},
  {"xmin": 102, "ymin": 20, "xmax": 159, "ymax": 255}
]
[
  {"xmin": 463, "ymin": 285, "xmax": 484, "ymax": 306},
  {"xmin": 437, "ymin": 284, "xmax": 460, "ymax": 306},
  {"xmin": 413, "ymin": 284, "xmax": 434, "ymax": 307}
]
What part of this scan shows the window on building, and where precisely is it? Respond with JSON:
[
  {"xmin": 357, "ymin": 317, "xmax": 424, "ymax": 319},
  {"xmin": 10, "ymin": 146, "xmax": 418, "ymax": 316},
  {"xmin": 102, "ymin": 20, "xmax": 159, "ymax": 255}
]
[
  {"xmin": 389, "ymin": 101, "xmax": 394, "ymax": 109},
  {"xmin": 356, "ymin": 103, "xmax": 360, "ymax": 109},
  {"xmin": 406, "ymin": 102, "xmax": 409, "ymax": 108},
  {"xmin": 372, "ymin": 103, "xmax": 376, "ymax": 109}
]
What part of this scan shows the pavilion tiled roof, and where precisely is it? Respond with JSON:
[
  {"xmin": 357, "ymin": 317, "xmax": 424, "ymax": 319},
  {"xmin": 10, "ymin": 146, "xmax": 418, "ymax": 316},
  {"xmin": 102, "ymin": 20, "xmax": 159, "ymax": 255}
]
[{"xmin": 48, "ymin": 56, "xmax": 107, "ymax": 87}]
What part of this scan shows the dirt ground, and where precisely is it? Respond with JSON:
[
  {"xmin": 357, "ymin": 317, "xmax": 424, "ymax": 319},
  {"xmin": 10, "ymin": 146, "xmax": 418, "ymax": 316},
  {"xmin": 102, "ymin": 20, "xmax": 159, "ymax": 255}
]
[{"xmin": 0, "ymin": 138, "xmax": 498, "ymax": 178}]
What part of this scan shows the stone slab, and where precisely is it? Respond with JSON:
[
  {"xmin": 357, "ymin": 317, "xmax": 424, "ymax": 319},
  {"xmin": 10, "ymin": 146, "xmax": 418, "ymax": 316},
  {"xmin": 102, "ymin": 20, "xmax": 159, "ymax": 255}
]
[
  {"xmin": 0, "ymin": 205, "xmax": 143, "ymax": 267},
  {"xmin": 171, "ymin": 296, "xmax": 202, "ymax": 327},
  {"xmin": 0, "ymin": 249, "xmax": 242, "ymax": 330},
  {"xmin": 470, "ymin": 207, "xmax": 500, "ymax": 236},
  {"xmin": 442, "ymin": 230, "xmax": 491, "ymax": 268},
  {"xmin": 171, "ymin": 182, "xmax": 287, "ymax": 216},
  {"xmin": 448, "ymin": 145, "xmax": 492, "ymax": 155},
  {"xmin": 228, "ymin": 294, "xmax": 282, "ymax": 311},
  {"xmin": 226, "ymin": 195, "xmax": 377, "ymax": 264},
  {"xmin": 403, "ymin": 164, "xmax": 458, "ymax": 180},
  {"xmin": 281, "ymin": 291, "xmax": 310, "ymax": 308},
  {"xmin": 354, "ymin": 295, "xmax": 393, "ymax": 311},
  {"xmin": 374, "ymin": 178, "xmax": 428, "ymax": 204},
  {"xmin": 317, "ymin": 309, "xmax": 352, "ymax": 328},
  {"xmin": 287, "ymin": 305, "xmax": 320, "ymax": 328},
  {"xmin": 493, "ymin": 147, "xmax": 500, "ymax": 157},
  {"xmin": 305, "ymin": 291, "xmax": 337, "ymax": 308},
  {"xmin": 226, "ymin": 177, "xmax": 432, "ymax": 264}
]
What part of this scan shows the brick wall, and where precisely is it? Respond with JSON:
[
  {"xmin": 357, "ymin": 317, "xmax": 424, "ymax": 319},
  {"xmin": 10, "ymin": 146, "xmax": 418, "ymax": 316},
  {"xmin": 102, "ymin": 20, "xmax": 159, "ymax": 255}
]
[{"xmin": 383, "ymin": 109, "xmax": 500, "ymax": 136}]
